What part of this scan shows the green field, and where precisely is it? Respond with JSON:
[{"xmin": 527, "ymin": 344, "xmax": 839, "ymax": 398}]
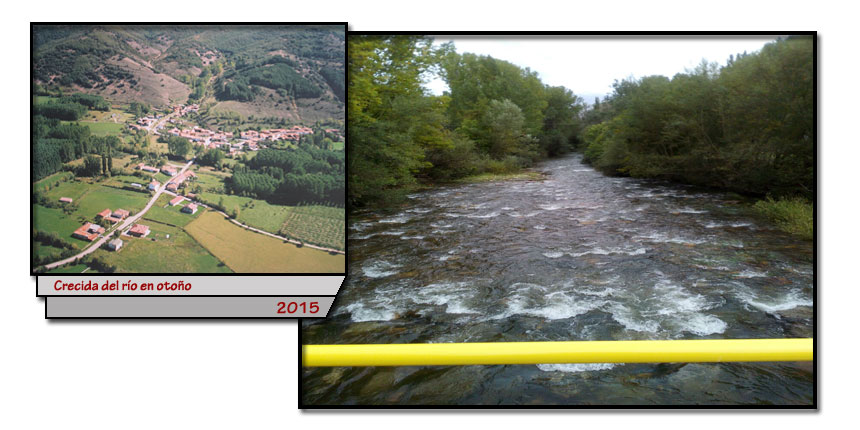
[
  {"xmin": 33, "ymin": 242, "xmax": 68, "ymax": 261},
  {"xmin": 34, "ymin": 95, "xmax": 56, "ymax": 104},
  {"xmin": 33, "ymin": 171, "xmax": 74, "ymax": 193},
  {"xmin": 142, "ymin": 194, "xmax": 201, "ymax": 227},
  {"xmin": 192, "ymin": 169, "xmax": 228, "ymax": 193},
  {"xmin": 195, "ymin": 191, "xmax": 344, "ymax": 250},
  {"xmin": 72, "ymin": 185, "xmax": 150, "ymax": 220},
  {"xmin": 93, "ymin": 220, "xmax": 232, "ymax": 273},
  {"xmin": 34, "ymin": 182, "xmax": 151, "ymax": 247},
  {"xmin": 185, "ymin": 211, "xmax": 344, "ymax": 273},
  {"xmin": 279, "ymin": 205, "xmax": 345, "ymax": 251},
  {"xmin": 38, "ymin": 179, "xmax": 92, "ymax": 202},
  {"xmin": 33, "ymin": 204, "xmax": 92, "ymax": 247},
  {"xmin": 103, "ymin": 175, "xmax": 150, "ymax": 190},
  {"xmin": 77, "ymin": 121, "xmax": 125, "ymax": 137},
  {"xmin": 196, "ymin": 192, "xmax": 290, "ymax": 232},
  {"xmin": 332, "ymin": 141, "xmax": 344, "ymax": 151}
]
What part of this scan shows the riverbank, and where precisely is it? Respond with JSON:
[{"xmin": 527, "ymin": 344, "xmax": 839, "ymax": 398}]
[{"xmin": 754, "ymin": 197, "xmax": 814, "ymax": 240}]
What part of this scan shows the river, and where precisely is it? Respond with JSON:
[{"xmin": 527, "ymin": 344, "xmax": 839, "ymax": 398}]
[{"xmin": 302, "ymin": 154, "xmax": 814, "ymax": 406}]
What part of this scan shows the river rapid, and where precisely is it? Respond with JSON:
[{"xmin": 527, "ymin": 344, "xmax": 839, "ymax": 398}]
[{"xmin": 303, "ymin": 154, "xmax": 814, "ymax": 406}]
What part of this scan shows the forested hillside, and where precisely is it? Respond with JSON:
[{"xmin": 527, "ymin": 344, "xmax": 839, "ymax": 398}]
[{"xmin": 32, "ymin": 25, "xmax": 344, "ymax": 121}]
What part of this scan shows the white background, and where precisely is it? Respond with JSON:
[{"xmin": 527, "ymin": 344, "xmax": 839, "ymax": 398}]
[{"xmin": 3, "ymin": 1, "xmax": 854, "ymax": 428}]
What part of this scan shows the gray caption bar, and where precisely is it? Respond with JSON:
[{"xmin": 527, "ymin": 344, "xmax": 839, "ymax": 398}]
[
  {"xmin": 38, "ymin": 276, "xmax": 343, "ymax": 296},
  {"xmin": 46, "ymin": 296, "xmax": 335, "ymax": 318}
]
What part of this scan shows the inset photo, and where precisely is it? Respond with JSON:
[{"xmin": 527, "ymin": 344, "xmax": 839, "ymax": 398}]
[
  {"xmin": 32, "ymin": 24, "xmax": 345, "ymax": 275},
  {"xmin": 302, "ymin": 33, "xmax": 815, "ymax": 406}
]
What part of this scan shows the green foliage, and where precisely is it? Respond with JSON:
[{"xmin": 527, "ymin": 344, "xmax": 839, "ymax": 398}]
[
  {"xmin": 164, "ymin": 136, "xmax": 192, "ymax": 158},
  {"xmin": 319, "ymin": 67, "xmax": 345, "ymax": 102},
  {"xmin": 66, "ymin": 93, "xmax": 110, "ymax": 111},
  {"xmin": 197, "ymin": 148, "xmax": 225, "ymax": 167},
  {"xmin": 581, "ymin": 37, "xmax": 813, "ymax": 199},
  {"xmin": 33, "ymin": 26, "xmax": 135, "ymax": 87},
  {"xmin": 228, "ymin": 147, "xmax": 344, "ymax": 205},
  {"xmin": 81, "ymin": 155, "xmax": 103, "ymax": 177},
  {"xmin": 443, "ymin": 52, "xmax": 549, "ymax": 140},
  {"xmin": 35, "ymin": 101, "xmax": 87, "ymax": 120},
  {"xmin": 347, "ymin": 36, "xmax": 585, "ymax": 207},
  {"xmin": 754, "ymin": 197, "xmax": 813, "ymax": 240},
  {"xmin": 129, "ymin": 102, "xmax": 150, "ymax": 117},
  {"xmin": 216, "ymin": 61, "xmax": 324, "ymax": 102}
]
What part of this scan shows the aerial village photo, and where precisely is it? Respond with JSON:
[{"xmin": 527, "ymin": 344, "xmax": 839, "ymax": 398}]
[{"xmin": 31, "ymin": 24, "xmax": 345, "ymax": 274}]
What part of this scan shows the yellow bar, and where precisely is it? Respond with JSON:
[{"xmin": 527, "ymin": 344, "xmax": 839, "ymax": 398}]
[{"xmin": 303, "ymin": 338, "xmax": 813, "ymax": 367}]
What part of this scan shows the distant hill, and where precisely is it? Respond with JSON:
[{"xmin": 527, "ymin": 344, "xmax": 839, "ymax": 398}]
[{"xmin": 32, "ymin": 25, "xmax": 344, "ymax": 122}]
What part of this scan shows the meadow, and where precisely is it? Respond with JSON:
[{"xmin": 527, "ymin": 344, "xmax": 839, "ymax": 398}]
[
  {"xmin": 142, "ymin": 194, "xmax": 201, "ymax": 227},
  {"xmin": 34, "ymin": 181, "xmax": 152, "ymax": 249},
  {"xmin": 93, "ymin": 220, "xmax": 232, "ymax": 273},
  {"xmin": 76, "ymin": 121, "xmax": 125, "ymax": 136},
  {"xmin": 184, "ymin": 211, "xmax": 344, "ymax": 273},
  {"xmin": 33, "ymin": 204, "xmax": 93, "ymax": 247},
  {"xmin": 197, "ymin": 192, "xmax": 292, "ymax": 233}
]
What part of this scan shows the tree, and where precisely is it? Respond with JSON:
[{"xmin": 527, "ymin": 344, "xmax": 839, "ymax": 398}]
[
  {"xmin": 81, "ymin": 155, "xmax": 102, "ymax": 177},
  {"xmin": 484, "ymin": 99, "xmax": 526, "ymax": 158},
  {"xmin": 166, "ymin": 136, "xmax": 192, "ymax": 159}
]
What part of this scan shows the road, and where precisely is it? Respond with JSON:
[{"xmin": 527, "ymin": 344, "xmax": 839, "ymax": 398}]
[
  {"xmin": 42, "ymin": 159, "xmax": 195, "ymax": 270},
  {"xmin": 144, "ymin": 110, "xmax": 176, "ymax": 134}
]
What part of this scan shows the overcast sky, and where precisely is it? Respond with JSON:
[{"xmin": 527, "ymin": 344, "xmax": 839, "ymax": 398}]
[{"xmin": 425, "ymin": 36, "xmax": 780, "ymax": 104}]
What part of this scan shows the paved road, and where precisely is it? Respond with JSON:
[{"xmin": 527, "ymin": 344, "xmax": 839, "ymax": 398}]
[{"xmin": 42, "ymin": 159, "xmax": 195, "ymax": 270}]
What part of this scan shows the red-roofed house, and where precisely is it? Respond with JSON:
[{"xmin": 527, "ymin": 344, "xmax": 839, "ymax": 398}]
[
  {"xmin": 72, "ymin": 222, "xmax": 104, "ymax": 241},
  {"xmin": 169, "ymin": 196, "xmax": 184, "ymax": 206},
  {"xmin": 97, "ymin": 209, "xmax": 112, "ymax": 220},
  {"xmin": 112, "ymin": 209, "xmax": 130, "ymax": 220},
  {"xmin": 181, "ymin": 203, "xmax": 198, "ymax": 214},
  {"xmin": 59, "ymin": 197, "xmax": 73, "ymax": 204},
  {"xmin": 128, "ymin": 224, "xmax": 150, "ymax": 237}
]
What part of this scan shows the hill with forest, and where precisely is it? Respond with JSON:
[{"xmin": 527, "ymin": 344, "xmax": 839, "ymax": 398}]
[{"xmin": 32, "ymin": 25, "xmax": 344, "ymax": 122}]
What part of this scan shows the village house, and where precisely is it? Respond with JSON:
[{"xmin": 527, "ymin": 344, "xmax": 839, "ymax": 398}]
[
  {"xmin": 97, "ymin": 208, "xmax": 130, "ymax": 224},
  {"xmin": 181, "ymin": 203, "xmax": 198, "ymax": 214},
  {"xmin": 128, "ymin": 224, "xmax": 150, "ymax": 238},
  {"xmin": 161, "ymin": 165, "xmax": 178, "ymax": 176},
  {"xmin": 136, "ymin": 163, "xmax": 159, "ymax": 174},
  {"xmin": 148, "ymin": 180, "xmax": 160, "ymax": 191},
  {"xmin": 168, "ymin": 171, "xmax": 196, "ymax": 189},
  {"xmin": 107, "ymin": 238, "xmax": 123, "ymax": 251},
  {"xmin": 169, "ymin": 196, "xmax": 184, "ymax": 206},
  {"xmin": 112, "ymin": 209, "xmax": 130, "ymax": 221},
  {"xmin": 59, "ymin": 197, "xmax": 73, "ymax": 203},
  {"xmin": 166, "ymin": 182, "xmax": 178, "ymax": 192},
  {"xmin": 72, "ymin": 222, "xmax": 104, "ymax": 241}
]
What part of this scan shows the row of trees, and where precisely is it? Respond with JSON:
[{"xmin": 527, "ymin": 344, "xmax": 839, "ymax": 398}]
[
  {"xmin": 581, "ymin": 36, "xmax": 813, "ymax": 198},
  {"xmin": 349, "ymin": 36, "xmax": 586, "ymax": 207}
]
